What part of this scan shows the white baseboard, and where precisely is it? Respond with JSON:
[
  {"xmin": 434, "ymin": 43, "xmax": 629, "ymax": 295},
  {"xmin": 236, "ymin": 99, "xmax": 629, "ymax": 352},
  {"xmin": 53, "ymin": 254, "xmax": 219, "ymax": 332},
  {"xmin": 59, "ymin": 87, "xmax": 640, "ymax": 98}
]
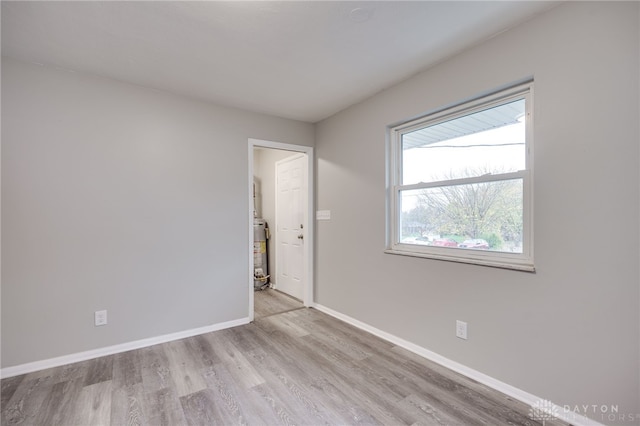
[
  {"xmin": 0, "ymin": 317, "xmax": 250, "ymax": 379},
  {"xmin": 313, "ymin": 303, "xmax": 603, "ymax": 426}
]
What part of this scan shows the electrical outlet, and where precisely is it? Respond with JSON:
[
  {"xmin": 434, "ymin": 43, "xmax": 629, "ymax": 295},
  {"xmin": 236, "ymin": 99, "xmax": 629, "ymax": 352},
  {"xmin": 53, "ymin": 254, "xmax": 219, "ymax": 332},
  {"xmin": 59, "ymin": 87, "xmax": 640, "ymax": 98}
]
[
  {"xmin": 95, "ymin": 310, "xmax": 108, "ymax": 326},
  {"xmin": 456, "ymin": 320, "xmax": 467, "ymax": 340}
]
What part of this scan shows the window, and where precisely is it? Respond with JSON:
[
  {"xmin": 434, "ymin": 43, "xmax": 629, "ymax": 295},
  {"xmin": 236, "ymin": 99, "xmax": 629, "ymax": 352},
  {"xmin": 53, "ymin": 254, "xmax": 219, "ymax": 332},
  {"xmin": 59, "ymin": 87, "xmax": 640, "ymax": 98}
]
[{"xmin": 387, "ymin": 82, "xmax": 534, "ymax": 271}]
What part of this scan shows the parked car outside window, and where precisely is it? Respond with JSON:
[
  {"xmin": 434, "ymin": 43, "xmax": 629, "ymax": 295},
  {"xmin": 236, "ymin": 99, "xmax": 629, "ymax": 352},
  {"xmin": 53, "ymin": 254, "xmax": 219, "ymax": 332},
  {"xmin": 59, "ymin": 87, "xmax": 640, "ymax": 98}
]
[
  {"xmin": 432, "ymin": 238, "xmax": 458, "ymax": 248},
  {"xmin": 458, "ymin": 239, "xmax": 489, "ymax": 249}
]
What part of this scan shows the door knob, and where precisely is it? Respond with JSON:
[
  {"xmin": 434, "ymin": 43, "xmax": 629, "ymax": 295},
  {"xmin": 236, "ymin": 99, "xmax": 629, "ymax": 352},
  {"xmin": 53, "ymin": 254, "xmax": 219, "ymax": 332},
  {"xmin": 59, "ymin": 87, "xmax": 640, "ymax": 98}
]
[{"xmin": 298, "ymin": 234, "xmax": 304, "ymax": 239}]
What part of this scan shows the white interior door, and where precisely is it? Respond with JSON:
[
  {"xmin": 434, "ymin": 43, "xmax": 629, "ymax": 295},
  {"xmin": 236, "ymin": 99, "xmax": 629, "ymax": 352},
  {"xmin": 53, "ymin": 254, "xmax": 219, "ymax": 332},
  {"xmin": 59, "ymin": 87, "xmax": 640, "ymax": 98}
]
[{"xmin": 275, "ymin": 154, "xmax": 306, "ymax": 300}]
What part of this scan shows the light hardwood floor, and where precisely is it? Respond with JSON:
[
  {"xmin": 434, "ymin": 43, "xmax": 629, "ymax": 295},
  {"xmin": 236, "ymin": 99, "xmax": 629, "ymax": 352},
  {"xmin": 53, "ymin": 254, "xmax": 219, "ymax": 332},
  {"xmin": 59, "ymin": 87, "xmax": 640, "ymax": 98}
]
[{"xmin": 1, "ymin": 306, "xmax": 566, "ymax": 426}]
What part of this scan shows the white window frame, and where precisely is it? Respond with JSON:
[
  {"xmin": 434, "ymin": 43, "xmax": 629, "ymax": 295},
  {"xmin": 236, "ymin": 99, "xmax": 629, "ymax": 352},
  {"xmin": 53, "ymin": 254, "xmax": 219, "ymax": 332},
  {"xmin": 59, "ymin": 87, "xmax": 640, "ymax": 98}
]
[{"xmin": 386, "ymin": 82, "xmax": 534, "ymax": 272}]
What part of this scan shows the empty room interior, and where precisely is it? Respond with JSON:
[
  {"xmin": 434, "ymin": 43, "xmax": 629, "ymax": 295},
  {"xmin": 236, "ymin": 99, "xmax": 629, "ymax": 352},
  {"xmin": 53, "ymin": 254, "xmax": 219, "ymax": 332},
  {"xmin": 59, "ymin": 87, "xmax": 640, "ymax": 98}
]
[{"xmin": 1, "ymin": 1, "xmax": 639, "ymax": 425}]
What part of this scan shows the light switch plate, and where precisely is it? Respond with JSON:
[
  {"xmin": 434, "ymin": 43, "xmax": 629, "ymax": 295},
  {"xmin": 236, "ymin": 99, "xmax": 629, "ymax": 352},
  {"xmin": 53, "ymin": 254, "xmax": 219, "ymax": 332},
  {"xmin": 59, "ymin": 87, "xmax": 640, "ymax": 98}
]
[{"xmin": 316, "ymin": 210, "xmax": 331, "ymax": 220}]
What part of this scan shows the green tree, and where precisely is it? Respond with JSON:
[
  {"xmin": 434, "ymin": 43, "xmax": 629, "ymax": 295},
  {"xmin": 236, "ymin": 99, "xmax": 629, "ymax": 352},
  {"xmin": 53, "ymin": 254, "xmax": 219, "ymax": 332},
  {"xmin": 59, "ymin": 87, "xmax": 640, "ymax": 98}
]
[{"xmin": 406, "ymin": 168, "xmax": 522, "ymax": 247}]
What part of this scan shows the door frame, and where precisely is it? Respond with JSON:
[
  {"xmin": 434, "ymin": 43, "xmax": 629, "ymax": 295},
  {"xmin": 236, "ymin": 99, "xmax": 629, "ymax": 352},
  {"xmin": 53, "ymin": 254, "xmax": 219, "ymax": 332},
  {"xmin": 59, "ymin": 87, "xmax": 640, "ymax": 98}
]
[{"xmin": 248, "ymin": 138, "xmax": 314, "ymax": 321}]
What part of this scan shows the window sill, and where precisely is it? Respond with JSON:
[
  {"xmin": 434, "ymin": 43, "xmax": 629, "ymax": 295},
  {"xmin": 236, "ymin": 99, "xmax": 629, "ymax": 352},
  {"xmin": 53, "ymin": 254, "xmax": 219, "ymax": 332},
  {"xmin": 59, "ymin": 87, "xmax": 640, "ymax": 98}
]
[{"xmin": 384, "ymin": 248, "xmax": 535, "ymax": 272}]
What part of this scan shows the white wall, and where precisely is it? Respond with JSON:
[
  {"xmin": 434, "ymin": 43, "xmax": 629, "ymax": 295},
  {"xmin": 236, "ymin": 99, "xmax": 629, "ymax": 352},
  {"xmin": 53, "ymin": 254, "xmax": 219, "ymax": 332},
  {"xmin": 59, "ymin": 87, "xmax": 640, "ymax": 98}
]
[
  {"xmin": 1, "ymin": 58, "xmax": 314, "ymax": 368},
  {"xmin": 315, "ymin": 2, "xmax": 639, "ymax": 423}
]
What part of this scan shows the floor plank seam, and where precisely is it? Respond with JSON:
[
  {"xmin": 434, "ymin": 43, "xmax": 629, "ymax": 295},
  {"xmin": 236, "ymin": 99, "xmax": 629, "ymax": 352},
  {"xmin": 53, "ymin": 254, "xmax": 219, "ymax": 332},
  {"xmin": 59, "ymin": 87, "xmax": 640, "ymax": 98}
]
[{"xmin": 255, "ymin": 307, "xmax": 306, "ymax": 320}]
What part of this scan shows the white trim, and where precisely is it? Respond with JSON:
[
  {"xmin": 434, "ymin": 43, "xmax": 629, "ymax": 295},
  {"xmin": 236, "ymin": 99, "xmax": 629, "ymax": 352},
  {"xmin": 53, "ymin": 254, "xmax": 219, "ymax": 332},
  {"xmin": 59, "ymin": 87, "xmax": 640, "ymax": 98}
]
[
  {"xmin": 313, "ymin": 303, "xmax": 603, "ymax": 426},
  {"xmin": 384, "ymin": 249, "xmax": 535, "ymax": 272},
  {"xmin": 0, "ymin": 317, "xmax": 249, "ymax": 379},
  {"xmin": 248, "ymin": 139, "xmax": 314, "ymax": 319}
]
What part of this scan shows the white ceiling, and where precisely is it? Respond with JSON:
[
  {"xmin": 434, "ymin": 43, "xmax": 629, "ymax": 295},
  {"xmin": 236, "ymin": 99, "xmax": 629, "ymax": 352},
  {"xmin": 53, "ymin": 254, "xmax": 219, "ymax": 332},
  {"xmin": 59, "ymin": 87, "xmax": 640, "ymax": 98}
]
[{"xmin": 1, "ymin": 1, "xmax": 558, "ymax": 123}]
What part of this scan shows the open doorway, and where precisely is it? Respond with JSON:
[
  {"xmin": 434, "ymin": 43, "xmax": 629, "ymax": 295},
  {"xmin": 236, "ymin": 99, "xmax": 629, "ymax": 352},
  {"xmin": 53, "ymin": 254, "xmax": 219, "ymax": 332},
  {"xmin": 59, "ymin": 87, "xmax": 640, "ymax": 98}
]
[{"xmin": 248, "ymin": 139, "xmax": 314, "ymax": 321}]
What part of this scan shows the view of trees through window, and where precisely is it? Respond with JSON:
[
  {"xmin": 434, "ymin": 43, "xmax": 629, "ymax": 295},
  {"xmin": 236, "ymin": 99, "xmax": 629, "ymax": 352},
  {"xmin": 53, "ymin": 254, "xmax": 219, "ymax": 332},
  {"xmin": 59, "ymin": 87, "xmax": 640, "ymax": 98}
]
[
  {"xmin": 400, "ymin": 177, "xmax": 523, "ymax": 252},
  {"xmin": 399, "ymin": 98, "xmax": 526, "ymax": 253}
]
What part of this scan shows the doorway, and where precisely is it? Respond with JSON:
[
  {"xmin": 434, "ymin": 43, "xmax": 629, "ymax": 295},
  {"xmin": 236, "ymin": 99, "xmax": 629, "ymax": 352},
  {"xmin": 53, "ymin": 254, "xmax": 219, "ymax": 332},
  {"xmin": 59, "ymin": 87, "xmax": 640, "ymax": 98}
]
[{"xmin": 248, "ymin": 139, "xmax": 314, "ymax": 322}]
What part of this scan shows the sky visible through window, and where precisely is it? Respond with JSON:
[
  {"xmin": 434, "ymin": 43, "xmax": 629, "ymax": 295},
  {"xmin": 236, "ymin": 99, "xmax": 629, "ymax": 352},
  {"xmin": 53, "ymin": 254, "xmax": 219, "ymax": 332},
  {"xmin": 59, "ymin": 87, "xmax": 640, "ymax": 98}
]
[{"xmin": 401, "ymin": 121, "xmax": 525, "ymax": 212}]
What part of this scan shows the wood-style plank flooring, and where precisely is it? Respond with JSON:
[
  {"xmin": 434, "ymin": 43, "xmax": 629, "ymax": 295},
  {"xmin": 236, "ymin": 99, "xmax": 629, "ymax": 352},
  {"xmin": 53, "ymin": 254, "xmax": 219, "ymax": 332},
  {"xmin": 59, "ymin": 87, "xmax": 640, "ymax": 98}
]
[
  {"xmin": 1, "ymin": 305, "xmax": 566, "ymax": 426},
  {"xmin": 254, "ymin": 288, "xmax": 303, "ymax": 319}
]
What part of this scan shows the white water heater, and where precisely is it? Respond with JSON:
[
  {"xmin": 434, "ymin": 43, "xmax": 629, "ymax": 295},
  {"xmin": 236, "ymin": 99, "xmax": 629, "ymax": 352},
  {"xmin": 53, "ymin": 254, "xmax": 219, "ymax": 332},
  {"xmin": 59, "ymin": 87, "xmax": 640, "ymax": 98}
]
[{"xmin": 253, "ymin": 218, "xmax": 270, "ymax": 289}]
